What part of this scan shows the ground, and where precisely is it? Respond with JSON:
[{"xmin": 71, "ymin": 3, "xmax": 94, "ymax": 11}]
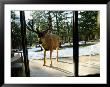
[
  {"xmin": 29, "ymin": 55, "xmax": 100, "ymax": 77},
  {"xmin": 13, "ymin": 42, "xmax": 100, "ymax": 77}
]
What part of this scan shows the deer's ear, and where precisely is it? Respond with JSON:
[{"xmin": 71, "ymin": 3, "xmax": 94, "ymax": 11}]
[{"xmin": 42, "ymin": 29, "xmax": 49, "ymax": 34}]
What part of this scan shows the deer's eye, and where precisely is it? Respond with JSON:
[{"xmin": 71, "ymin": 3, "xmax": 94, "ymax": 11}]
[
  {"xmin": 39, "ymin": 40, "xmax": 42, "ymax": 44},
  {"xmin": 38, "ymin": 32, "xmax": 44, "ymax": 38}
]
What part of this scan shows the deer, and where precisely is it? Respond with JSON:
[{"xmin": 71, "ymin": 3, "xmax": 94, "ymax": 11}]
[
  {"xmin": 36, "ymin": 29, "xmax": 60, "ymax": 66},
  {"xmin": 26, "ymin": 18, "xmax": 60, "ymax": 66}
]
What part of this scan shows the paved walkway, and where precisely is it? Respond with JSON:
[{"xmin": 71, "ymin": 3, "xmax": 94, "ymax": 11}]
[{"xmin": 29, "ymin": 55, "xmax": 100, "ymax": 77}]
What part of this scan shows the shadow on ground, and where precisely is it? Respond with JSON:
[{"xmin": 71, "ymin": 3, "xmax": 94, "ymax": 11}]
[{"xmin": 45, "ymin": 65, "xmax": 73, "ymax": 75}]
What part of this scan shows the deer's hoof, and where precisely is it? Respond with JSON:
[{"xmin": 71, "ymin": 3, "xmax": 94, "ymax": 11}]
[
  {"xmin": 56, "ymin": 58, "xmax": 58, "ymax": 62},
  {"xmin": 43, "ymin": 64, "xmax": 46, "ymax": 66},
  {"xmin": 50, "ymin": 64, "xmax": 52, "ymax": 67}
]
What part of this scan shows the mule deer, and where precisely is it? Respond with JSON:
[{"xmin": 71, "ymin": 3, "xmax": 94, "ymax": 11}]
[
  {"xmin": 37, "ymin": 29, "xmax": 60, "ymax": 66},
  {"xmin": 26, "ymin": 21, "xmax": 60, "ymax": 66}
]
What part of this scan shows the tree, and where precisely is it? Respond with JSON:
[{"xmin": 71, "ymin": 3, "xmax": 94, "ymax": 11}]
[
  {"xmin": 31, "ymin": 11, "xmax": 48, "ymax": 30},
  {"xmin": 78, "ymin": 11, "xmax": 99, "ymax": 44},
  {"xmin": 20, "ymin": 11, "xmax": 30, "ymax": 77},
  {"xmin": 26, "ymin": 19, "xmax": 38, "ymax": 47},
  {"xmin": 11, "ymin": 11, "xmax": 22, "ymax": 49},
  {"xmin": 30, "ymin": 11, "xmax": 73, "ymax": 46},
  {"xmin": 51, "ymin": 11, "xmax": 73, "ymax": 44}
]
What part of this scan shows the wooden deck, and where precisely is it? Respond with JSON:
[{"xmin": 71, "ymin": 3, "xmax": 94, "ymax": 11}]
[{"xmin": 11, "ymin": 51, "xmax": 25, "ymax": 77}]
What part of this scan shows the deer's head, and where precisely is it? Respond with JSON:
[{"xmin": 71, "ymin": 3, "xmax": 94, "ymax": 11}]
[{"xmin": 37, "ymin": 29, "xmax": 50, "ymax": 44}]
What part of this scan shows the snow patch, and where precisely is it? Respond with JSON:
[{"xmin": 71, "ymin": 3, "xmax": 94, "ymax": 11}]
[{"xmin": 27, "ymin": 42, "xmax": 100, "ymax": 60}]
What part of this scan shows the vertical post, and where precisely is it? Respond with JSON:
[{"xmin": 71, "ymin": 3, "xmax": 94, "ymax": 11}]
[
  {"xmin": 73, "ymin": 11, "xmax": 79, "ymax": 77},
  {"xmin": 20, "ymin": 11, "xmax": 30, "ymax": 77}
]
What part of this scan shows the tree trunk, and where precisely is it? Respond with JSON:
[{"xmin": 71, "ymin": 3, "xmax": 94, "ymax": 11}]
[
  {"xmin": 20, "ymin": 11, "xmax": 30, "ymax": 77},
  {"xmin": 84, "ymin": 38, "xmax": 87, "ymax": 45},
  {"xmin": 55, "ymin": 12, "xmax": 59, "ymax": 35},
  {"xmin": 48, "ymin": 12, "xmax": 52, "ymax": 33}
]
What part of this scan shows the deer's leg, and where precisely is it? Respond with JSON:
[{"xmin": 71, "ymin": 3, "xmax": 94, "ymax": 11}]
[
  {"xmin": 50, "ymin": 50, "xmax": 52, "ymax": 66},
  {"xmin": 43, "ymin": 50, "xmax": 46, "ymax": 66},
  {"xmin": 56, "ymin": 47, "xmax": 58, "ymax": 62}
]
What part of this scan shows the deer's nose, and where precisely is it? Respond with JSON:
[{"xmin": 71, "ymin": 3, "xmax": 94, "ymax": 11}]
[{"xmin": 39, "ymin": 40, "xmax": 42, "ymax": 44}]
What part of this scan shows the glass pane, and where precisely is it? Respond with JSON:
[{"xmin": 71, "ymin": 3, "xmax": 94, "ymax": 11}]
[
  {"xmin": 11, "ymin": 10, "xmax": 74, "ymax": 77},
  {"xmin": 78, "ymin": 11, "xmax": 100, "ymax": 76}
]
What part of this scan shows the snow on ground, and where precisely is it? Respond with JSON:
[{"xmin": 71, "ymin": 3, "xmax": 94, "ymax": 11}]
[
  {"xmin": 28, "ymin": 47, "xmax": 73, "ymax": 60},
  {"xmin": 79, "ymin": 42, "xmax": 100, "ymax": 56},
  {"xmin": 27, "ymin": 42, "xmax": 100, "ymax": 60}
]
